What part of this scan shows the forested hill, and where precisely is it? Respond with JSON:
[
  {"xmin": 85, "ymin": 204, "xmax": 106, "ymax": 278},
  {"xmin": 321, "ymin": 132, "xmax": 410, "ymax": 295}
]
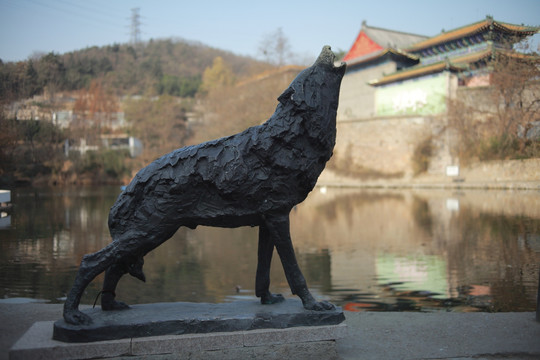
[{"xmin": 0, "ymin": 38, "xmax": 273, "ymax": 101}]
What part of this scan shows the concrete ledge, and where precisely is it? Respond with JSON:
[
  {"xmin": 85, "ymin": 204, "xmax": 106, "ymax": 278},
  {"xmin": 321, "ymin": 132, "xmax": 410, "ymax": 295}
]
[
  {"xmin": 10, "ymin": 321, "xmax": 346, "ymax": 360},
  {"xmin": 9, "ymin": 321, "xmax": 131, "ymax": 360}
]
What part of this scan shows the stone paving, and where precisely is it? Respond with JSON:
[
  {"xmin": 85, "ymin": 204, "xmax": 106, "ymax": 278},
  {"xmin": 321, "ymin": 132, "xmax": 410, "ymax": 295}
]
[{"xmin": 2, "ymin": 303, "xmax": 539, "ymax": 360}]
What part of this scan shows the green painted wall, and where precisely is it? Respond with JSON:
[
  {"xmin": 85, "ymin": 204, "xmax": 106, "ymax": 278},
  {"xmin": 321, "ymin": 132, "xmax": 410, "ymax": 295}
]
[
  {"xmin": 375, "ymin": 73, "xmax": 449, "ymax": 116},
  {"xmin": 376, "ymin": 253, "xmax": 449, "ymax": 298}
]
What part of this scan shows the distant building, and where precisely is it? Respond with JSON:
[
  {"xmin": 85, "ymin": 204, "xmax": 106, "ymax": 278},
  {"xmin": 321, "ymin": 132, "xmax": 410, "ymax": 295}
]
[
  {"xmin": 100, "ymin": 134, "xmax": 143, "ymax": 158},
  {"xmin": 339, "ymin": 16, "xmax": 538, "ymax": 119},
  {"xmin": 70, "ymin": 111, "xmax": 127, "ymax": 131},
  {"xmin": 66, "ymin": 134, "xmax": 143, "ymax": 158},
  {"xmin": 53, "ymin": 110, "xmax": 73, "ymax": 128},
  {"xmin": 338, "ymin": 21, "xmax": 427, "ymax": 120},
  {"xmin": 330, "ymin": 17, "xmax": 538, "ymax": 179},
  {"xmin": 372, "ymin": 17, "xmax": 537, "ymax": 117}
]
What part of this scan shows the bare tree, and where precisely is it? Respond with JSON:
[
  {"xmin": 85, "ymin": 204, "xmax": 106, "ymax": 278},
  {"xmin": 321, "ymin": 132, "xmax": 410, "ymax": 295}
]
[
  {"xmin": 258, "ymin": 27, "xmax": 294, "ymax": 66},
  {"xmin": 72, "ymin": 79, "xmax": 119, "ymax": 145},
  {"xmin": 448, "ymin": 51, "xmax": 540, "ymax": 161}
]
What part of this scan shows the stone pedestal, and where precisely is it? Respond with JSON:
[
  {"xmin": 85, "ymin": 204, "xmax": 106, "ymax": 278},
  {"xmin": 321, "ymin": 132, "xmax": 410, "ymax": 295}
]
[
  {"xmin": 53, "ymin": 299, "xmax": 345, "ymax": 343},
  {"xmin": 10, "ymin": 300, "xmax": 347, "ymax": 360}
]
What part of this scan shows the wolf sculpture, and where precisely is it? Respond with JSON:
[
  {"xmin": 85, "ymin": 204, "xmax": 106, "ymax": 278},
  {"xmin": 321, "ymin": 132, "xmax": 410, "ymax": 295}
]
[{"xmin": 63, "ymin": 46, "xmax": 346, "ymax": 325}]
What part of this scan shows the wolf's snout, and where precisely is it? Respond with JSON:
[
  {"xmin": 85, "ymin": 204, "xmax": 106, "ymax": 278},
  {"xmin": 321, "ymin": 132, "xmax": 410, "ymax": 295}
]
[{"xmin": 317, "ymin": 46, "xmax": 346, "ymax": 73}]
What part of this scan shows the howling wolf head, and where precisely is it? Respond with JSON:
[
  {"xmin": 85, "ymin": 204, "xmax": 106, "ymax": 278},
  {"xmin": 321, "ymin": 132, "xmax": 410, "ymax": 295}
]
[{"xmin": 278, "ymin": 45, "xmax": 346, "ymax": 112}]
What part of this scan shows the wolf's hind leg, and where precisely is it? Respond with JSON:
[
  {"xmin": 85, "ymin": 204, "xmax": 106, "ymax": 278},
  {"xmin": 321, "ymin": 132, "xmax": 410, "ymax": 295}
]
[
  {"xmin": 101, "ymin": 257, "xmax": 145, "ymax": 310},
  {"xmin": 256, "ymin": 223, "xmax": 284, "ymax": 305},
  {"xmin": 101, "ymin": 263, "xmax": 129, "ymax": 310},
  {"xmin": 63, "ymin": 245, "xmax": 117, "ymax": 325}
]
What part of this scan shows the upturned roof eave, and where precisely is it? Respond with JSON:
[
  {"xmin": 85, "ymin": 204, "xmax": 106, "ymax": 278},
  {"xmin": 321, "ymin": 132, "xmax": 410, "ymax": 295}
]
[
  {"xmin": 405, "ymin": 18, "xmax": 539, "ymax": 53},
  {"xmin": 345, "ymin": 48, "xmax": 419, "ymax": 68},
  {"xmin": 369, "ymin": 62, "xmax": 462, "ymax": 86},
  {"xmin": 368, "ymin": 48, "xmax": 498, "ymax": 86}
]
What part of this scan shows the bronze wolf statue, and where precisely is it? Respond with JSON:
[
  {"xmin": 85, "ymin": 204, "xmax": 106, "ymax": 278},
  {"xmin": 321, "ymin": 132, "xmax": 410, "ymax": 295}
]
[{"xmin": 63, "ymin": 46, "xmax": 346, "ymax": 325}]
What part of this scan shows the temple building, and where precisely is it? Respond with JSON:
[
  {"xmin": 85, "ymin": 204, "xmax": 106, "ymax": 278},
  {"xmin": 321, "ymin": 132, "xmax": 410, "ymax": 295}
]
[
  {"xmin": 329, "ymin": 17, "xmax": 538, "ymax": 180},
  {"xmin": 339, "ymin": 16, "xmax": 538, "ymax": 119}
]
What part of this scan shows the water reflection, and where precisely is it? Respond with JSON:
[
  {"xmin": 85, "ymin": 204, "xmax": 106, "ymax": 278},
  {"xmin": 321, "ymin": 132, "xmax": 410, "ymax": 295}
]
[{"xmin": 0, "ymin": 186, "xmax": 539, "ymax": 312}]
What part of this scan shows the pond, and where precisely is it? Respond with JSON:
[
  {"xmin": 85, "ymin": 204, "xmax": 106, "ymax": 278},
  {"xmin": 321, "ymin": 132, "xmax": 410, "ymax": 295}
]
[{"xmin": 1, "ymin": 186, "xmax": 539, "ymax": 312}]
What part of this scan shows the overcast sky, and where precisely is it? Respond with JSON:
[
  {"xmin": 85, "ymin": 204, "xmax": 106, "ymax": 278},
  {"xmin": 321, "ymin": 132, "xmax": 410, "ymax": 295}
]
[{"xmin": 1, "ymin": 0, "xmax": 539, "ymax": 63}]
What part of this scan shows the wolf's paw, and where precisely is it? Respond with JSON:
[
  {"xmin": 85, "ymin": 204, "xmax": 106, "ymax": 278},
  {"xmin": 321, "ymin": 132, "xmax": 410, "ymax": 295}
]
[
  {"xmin": 64, "ymin": 309, "xmax": 93, "ymax": 325},
  {"xmin": 261, "ymin": 292, "xmax": 285, "ymax": 305},
  {"xmin": 102, "ymin": 299, "xmax": 130, "ymax": 311},
  {"xmin": 303, "ymin": 299, "xmax": 335, "ymax": 311},
  {"xmin": 101, "ymin": 291, "xmax": 130, "ymax": 311}
]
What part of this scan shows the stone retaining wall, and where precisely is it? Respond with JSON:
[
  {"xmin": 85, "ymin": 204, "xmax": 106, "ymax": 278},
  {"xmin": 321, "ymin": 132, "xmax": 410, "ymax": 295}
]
[
  {"xmin": 331, "ymin": 115, "xmax": 450, "ymax": 179},
  {"xmin": 319, "ymin": 158, "xmax": 540, "ymax": 190},
  {"xmin": 329, "ymin": 112, "xmax": 538, "ymax": 188}
]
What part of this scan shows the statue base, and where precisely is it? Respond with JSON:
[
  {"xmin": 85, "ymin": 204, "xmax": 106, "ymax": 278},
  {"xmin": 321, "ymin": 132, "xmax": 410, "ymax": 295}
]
[
  {"xmin": 53, "ymin": 299, "xmax": 345, "ymax": 343},
  {"xmin": 10, "ymin": 300, "xmax": 347, "ymax": 360}
]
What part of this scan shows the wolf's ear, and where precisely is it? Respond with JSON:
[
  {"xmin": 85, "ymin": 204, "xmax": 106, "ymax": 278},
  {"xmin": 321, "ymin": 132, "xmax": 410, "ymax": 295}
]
[{"xmin": 277, "ymin": 87, "xmax": 294, "ymax": 104}]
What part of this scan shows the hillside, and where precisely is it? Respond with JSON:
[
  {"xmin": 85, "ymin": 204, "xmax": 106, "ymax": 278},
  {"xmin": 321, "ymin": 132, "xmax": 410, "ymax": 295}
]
[
  {"xmin": 191, "ymin": 65, "xmax": 304, "ymax": 144},
  {"xmin": 0, "ymin": 38, "xmax": 274, "ymax": 101},
  {"xmin": 0, "ymin": 38, "xmax": 304, "ymax": 187}
]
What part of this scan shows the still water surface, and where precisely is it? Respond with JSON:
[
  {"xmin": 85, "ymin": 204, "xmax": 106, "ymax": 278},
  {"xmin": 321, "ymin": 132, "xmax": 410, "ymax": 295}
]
[{"xmin": 1, "ymin": 186, "xmax": 539, "ymax": 312}]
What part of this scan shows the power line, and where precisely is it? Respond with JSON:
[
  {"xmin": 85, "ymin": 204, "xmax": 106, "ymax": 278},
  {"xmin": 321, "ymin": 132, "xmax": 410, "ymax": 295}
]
[
  {"xmin": 23, "ymin": 0, "xmax": 121, "ymax": 30},
  {"xmin": 54, "ymin": 0, "xmax": 119, "ymax": 22}
]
